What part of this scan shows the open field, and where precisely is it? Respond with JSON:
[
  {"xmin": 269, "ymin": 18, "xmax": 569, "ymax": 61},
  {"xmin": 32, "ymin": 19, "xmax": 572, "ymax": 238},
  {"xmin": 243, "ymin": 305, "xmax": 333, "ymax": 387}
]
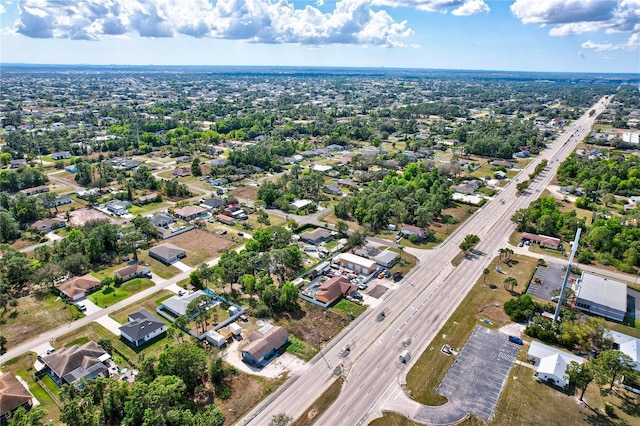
[
  {"xmin": 0, "ymin": 292, "xmax": 82, "ymax": 348},
  {"xmin": 88, "ymin": 278, "xmax": 155, "ymax": 308},
  {"xmin": 406, "ymin": 253, "xmax": 538, "ymax": 406},
  {"xmin": 137, "ymin": 251, "xmax": 180, "ymax": 279},
  {"xmin": 277, "ymin": 301, "xmax": 354, "ymax": 348},
  {"xmin": 318, "ymin": 210, "xmax": 363, "ymax": 231},
  {"xmin": 109, "ymin": 290, "xmax": 174, "ymax": 324},
  {"xmin": 232, "ymin": 185, "xmax": 258, "ymax": 201},
  {"xmin": 128, "ymin": 201, "xmax": 171, "ymax": 215},
  {"xmin": 168, "ymin": 228, "xmax": 233, "ymax": 266},
  {"xmin": 0, "ymin": 352, "xmax": 61, "ymax": 423},
  {"xmin": 68, "ymin": 207, "xmax": 114, "ymax": 226}
]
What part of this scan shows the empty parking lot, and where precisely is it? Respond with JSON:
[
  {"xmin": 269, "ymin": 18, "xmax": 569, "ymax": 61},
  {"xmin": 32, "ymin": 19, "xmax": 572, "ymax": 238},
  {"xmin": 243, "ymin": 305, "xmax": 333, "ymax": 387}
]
[{"xmin": 436, "ymin": 325, "xmax": 521, "ymax": 421}]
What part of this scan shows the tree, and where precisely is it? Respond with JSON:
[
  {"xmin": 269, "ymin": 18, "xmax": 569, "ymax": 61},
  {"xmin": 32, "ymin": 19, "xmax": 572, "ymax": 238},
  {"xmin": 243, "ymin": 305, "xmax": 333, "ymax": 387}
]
[
  {"xmin": 483, "ymin": 268, "xmax": 490, "ymax": 284},
  {"xmin": 269, "ymin": 413, "xmax": 294, "ymax": 426},
  {"xmin": 566, "ymin": 361, "xmax": 594, "ymax": 401},
  {"xmin": 593, "ymin": 350, "xmax": 637, "ymax": 391},
  {"xmin": 156, "ymin": 342, "xmax": 207, "ymax": 393},
  {"xmin": 191, "ymin": 158, "xmax": 202, "ymax": 176},
  {"xmin": 8, "ymin": 406, "xmax": 46, "ymax": 426},
  {"xmin": 335, "ymin": 220, "xmax": 349, "ymax": 236},
  {"xmin": 0, "ymin": 335, "xmax": 7, "ymax": 355},
  {"xmin": 197, "ymin": 263, "xmax": 214, "ymax": 288},
  {"xmin": 503, "ymin": 277, "xmax": 518, "ymax": 292},
  {"xmin": 189, "ymin": 270, "xmax": 203, "ymax": 289},
  {"xmin": 0, "ymin": 211, "xmax": 20, "ymax": 243},
  {"xmin": 459, "ymin": 234, "xmax": 480, "ymax": 254}
]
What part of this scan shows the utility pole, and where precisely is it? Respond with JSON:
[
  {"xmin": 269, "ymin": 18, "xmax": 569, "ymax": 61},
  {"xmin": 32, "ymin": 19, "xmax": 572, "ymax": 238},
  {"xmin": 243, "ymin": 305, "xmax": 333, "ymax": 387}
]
[{"xmin": 553, "ymin": 228, "xmax": 582, "ymax": 322}]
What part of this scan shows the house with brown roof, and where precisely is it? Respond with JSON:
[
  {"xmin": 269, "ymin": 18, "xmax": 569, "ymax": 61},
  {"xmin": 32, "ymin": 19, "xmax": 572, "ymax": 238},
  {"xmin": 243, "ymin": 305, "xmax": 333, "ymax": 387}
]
[
  {"xmin": 172, "ymin": 168, "xmax": 191, "ymax": 178},
  {"xmin": 241, "ymin": 325, "xmax": 289, "ymax": 367},
  {"xmin": 401, "ymin": 224, "xmax": 426, "ymax": 240},
  {"xmin": 19, "ymin": 185, "xmax": 49, "ymax": 197},
  {"xmin": 56, "ymin": 274, "xmax": 102, "ymax": 302},
  {"xmin": 0, "ymin": 372, "xmax": 33, "ymax": 423},
  {"xmin": 174, "ymin": 205, "xmax": 206, "ymax": 220},
  {"xmin": 315, "ymin": 276, "xmax": 355, "ymax": 304},
  {"xmin": 38, "ymin": 341, "xmax": 112, "ymax": 386},
  {"xmin": 114, "ymin": 264, "xmax": 151, "ymax": 282},
  {"xmin": 520, "ymin": 232, "xmax": 562, "ymax": 250},
  {"xmin": 30, "ymin": 218, "xmax": 66, "ymax": 233},
  {"xmin": 216, "ymin": 214, "xmax": 235, "ymax": 226}
]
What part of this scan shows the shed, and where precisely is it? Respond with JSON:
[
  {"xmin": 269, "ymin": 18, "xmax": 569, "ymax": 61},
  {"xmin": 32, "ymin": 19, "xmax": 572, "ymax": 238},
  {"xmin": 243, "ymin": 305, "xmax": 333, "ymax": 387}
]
[
  {"xmin": 218, "ymin": 327, "xmax": 234, "ymax": 339},
  {"xmin": 229, "ymin": 323, "xmax": 242, "ymax": 336},
  {"xmin": 206, "ymin": 332, "xmax": 228, "ymax": 347}
]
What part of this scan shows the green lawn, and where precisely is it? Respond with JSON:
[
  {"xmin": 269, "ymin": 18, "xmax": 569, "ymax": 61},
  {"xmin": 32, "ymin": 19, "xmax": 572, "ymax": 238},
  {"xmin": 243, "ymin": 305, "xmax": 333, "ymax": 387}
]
[
  {"xmin": 128, "ymin": 201, "xmax": 170, "ymax": 215},
  {"xmin": 109, "ymin": 290, "xmax": 174, "ymax": 324},
  {"xmin": 137, "ymin": 252, "xmax": 180, "ymax": 279},
  {"xmin": 286, "ymin": 335, "xmax": 319, "ymax": 361},
  {"xmin": 293, "ymin": 378, "xmax": 343, "ymax": 426},
  {"xmin": 329, "ymin": 298, "xmax": 367, "ymax": 318},
  {"xmin": 88, "ymin": 278, "xmax": 154, "ymax": 308}
]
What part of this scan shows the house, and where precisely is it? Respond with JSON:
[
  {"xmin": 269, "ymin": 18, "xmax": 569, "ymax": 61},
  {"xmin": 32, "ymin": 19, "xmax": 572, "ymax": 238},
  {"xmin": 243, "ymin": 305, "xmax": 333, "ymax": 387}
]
[
  {"xmin": 216, "ymin": 214, "xmax": 235, "ymax": 226},
  {"xmin": 47, "ymin": 195, "xmax": 72, "ymax": 207},
  {"xmin": 300, "ymin": 228, "xmax": 333, "ymax": 245},
  {"xmin": 159, "ymin": 290, "xmax": 213, "ymax": 318},
  {"xmin": 57, "ymin": 274, "xmax": 102, "ymax": 301},
  {"xmin": 0, "ymin": 372, "xmax": 34, "ymax": 423},
  {"xmin": 210, "ymin": 158, "xmax": 228, "ymax": 167},
  {"xmin": 119, "ymin": 309, "xmax": 167, "ymax": 347},
  {"xmin": 174, "ymin": 205, "xmax": 206, "ymax": 221},
  {"xmin": 609, "ymin": 331, "xmax": 640, "ymax": 372},
  {"xmin": 313, "ymin": 164, "xmax": 333, "ymax": 173},
  {"xmin": 30, "ymin": 218, "xmax": 66, "ymax": 233},
  {"xmin": 39, "ymin": 342, "xmax": 112, "ymax": 386},
  {"xmin": 201, "ymin": 197, "xmax": 225, "ymax": 210},
  {"xmin": 105, "ymin": 200, "xmax": 131, "ymax": 216},
  {"xmin": 315, "ymin": 276, "xmax": 355, "ymax": 304},
  {"xmin": 494, "ymin": 170, "xmax": 507, "ymax": 179},
  {"xmin": 210, "ymin": 177, "xmax": 228, "ymax": 186},
  {"xmin": 451, "ymin": 183, "xmax": 477, "ymax": 195},
  {"xmin": 172, "ymin": 168, "xmax": 191, "ymax": 177},
  {"xmin": 338, "ymin": 253, "xmax": 378, "ymax": 275},
  {"xmin": 527, "ymin": 341, "xmax": 584, "ymax": 388},
  {"xmin": 149, "ymin": 243, "xmax": 186, "ymax": 265},
  {"xmin": 323, "ymin": 183, "xmax": 343, "ymax": 196},
  {"xmin": 401, "ymin": 224, "xmax": 426, "ymax": 240},
  {"xmin": 337, "ymin": 178, "xmax": 358, "ymax": 189},
  {"xmin": 152, "ymin": 213, "xmax": 175, "ymax": 228},
  {"xmin": 290, "ymin": 199, "xmax": 313, "ymax": 211},
  {"xmin": 175, "ymin": 155, "xmax": 192, "ymax": 163},
  {"xmin": 76, "ymin": 188, "xmax": 100, "ymax": 200},
  {"xmin": 51, "ymin": 151, "xmax": 72, "ymax": 160},
  {"xmin": 9, "ymin": 159, "xmax": 27, "ymax": 168},
  {"xmin": 114, "ymin": 264, "xmax": 150, "ymax": 282},
  {"xmin": 520, "ymin": 232, "xmax": 562, "ymax": 250},
  {"xmin": 135, "ymin": 193, "xmax": 158, "ymax": 205},
  {"xmin": 375, "ymin": 250, "xmax": 399, "ymax": 268},
  {"xmin": 241, "ymin": 325, "xmax": 289, "ymax": 367},
  {"xmin": 573, "ymin": 272, "xmax": 627, "ymax": 322},
  {"xmin": 64, "ymin": 165, "xmax": 78, "ymax": 173},
  {"xmin": 19, "ymin": 185, "xmax": 49, "ymax": 196},
  {"xmin": 222, "ymin": 205, "xmax": 247, "ymax": 220}
]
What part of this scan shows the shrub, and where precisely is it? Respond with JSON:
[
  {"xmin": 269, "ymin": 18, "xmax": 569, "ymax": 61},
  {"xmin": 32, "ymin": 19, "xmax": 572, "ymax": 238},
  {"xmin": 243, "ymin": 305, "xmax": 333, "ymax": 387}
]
[{"xmin": 604, "ymin": 403, "xmax": 615, "ymax": 417}]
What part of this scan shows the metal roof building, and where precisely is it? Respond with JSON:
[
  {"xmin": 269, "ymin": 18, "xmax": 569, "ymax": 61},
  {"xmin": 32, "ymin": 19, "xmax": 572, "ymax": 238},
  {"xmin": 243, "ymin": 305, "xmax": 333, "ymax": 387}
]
[{"xmin": 574, "ymin": 272, "xmax": 627, "ymax": 322}]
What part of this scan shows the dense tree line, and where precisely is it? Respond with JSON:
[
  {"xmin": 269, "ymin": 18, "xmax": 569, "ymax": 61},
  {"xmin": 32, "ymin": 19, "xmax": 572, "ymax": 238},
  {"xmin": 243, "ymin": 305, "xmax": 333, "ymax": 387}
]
[
  {"xmin": 460, "ymin": 118, "xmax": 541, "ymax": 159},
  {"xmin": 511, "ymin": 197, "xmax": 585, "ymax": 242},
  {"xmin": 0, "ymin": 168, "xmax": 48, "ymax": 192},
  {"xmin": 335, "ymin": 162, "xmax": 452, "ymax": 231},
  {"xmin": 557, "ymin": 153, "xmax": 640, "ymax": 197}
]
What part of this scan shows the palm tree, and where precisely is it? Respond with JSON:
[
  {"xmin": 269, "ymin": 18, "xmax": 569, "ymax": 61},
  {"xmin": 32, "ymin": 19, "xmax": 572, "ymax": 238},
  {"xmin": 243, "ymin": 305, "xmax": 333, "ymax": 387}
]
[{"xmin": 483, "ymin": 268, "xmax": 490, "ymax": 284}]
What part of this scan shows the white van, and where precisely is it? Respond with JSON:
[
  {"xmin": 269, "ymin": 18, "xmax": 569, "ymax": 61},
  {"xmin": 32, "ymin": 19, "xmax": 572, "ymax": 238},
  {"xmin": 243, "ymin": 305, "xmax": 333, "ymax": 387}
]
[{"xmin": 399, "ymin": 349, "xmax": 410, "ymax": 363}]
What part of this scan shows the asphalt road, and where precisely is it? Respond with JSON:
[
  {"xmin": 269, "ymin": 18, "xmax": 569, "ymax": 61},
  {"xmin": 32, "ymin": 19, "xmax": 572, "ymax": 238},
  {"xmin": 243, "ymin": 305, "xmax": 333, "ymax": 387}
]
[{"xmin": 239, "ymin": 96, "xmax": 611, "ymax": 426}]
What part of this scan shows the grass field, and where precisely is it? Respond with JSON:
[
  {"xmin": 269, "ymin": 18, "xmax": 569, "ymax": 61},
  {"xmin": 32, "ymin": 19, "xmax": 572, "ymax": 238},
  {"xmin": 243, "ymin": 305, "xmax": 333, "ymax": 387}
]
[
  {"xmin": 137, "ymin": 252, "xmax": 180, "ymax": 279},
  {"xmin": 329, "ymin": 298, "xmax": 367, "ymax": 318},
  {"xmin": 109, "ymin": 290, "xmax": 174, "ymax": 324},
  {"xmin": 128, "ymin": 201, "xmax": 171, "ymax": 215},
  {"xmin": 0, "ymin": 292, "xmax": 79, "ymax": 348},
  {"xmin": 88, "ymin": 278, "xmax": 155, "ymax": 308},
  {"xmin": 406, "ymin": 253, "xmax": 538, "ymax": 406},
  {"xmin": 286, "ymin": 334, "xmax": 318, "ymax": 361},
  {"xmin": 0, "ymin": 352, "xmax": 61, "ymax": 423}
]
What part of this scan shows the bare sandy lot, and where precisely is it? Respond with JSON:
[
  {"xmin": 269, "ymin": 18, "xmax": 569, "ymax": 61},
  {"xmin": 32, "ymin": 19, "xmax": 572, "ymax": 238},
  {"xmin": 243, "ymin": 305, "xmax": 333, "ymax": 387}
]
[
  {"xmin": 67, "ymin": 207, "xmax": 114, "ymax": 226},
  {"xmin": 232, "ymin": 185, "xmax": 258, "ymax": 201},
  {"xmin": 168, "ymin": 228, "xmax": 233, "ymax": 266}
]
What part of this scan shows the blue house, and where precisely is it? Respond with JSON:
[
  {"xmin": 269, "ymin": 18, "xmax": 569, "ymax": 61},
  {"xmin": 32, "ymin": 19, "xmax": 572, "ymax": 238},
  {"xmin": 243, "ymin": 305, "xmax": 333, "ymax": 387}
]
[{"xmin": 241, "ymin": 325, "xmax": 289, "ymax": 368}]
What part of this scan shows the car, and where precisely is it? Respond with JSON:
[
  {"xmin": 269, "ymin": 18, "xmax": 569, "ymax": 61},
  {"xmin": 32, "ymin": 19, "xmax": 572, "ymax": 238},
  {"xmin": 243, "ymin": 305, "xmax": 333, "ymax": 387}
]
[
  {"xmin": 350, "ymin": 291, "xmax": 363, "ymax": 301},
  {"xmin": 76, "ymin": 303, "xmax": 87, "ymax": 312},
  {"xmin": 238, "ymin": 232, "xmax": 244, "ymax": 237},
  {"xmin": 219, "ymin": 230, "xmax": 227, "ymax": 235},
  {"xmin": 509, "ymin": 335, "xmax": 523, "ymax": 345},
  {"xmin": 178, "ymin": 290, "xmax": 186, "ymax": 296},
  {"xmin": 358, "ymin": 283, "xmax": 368, "ymax": 291}
]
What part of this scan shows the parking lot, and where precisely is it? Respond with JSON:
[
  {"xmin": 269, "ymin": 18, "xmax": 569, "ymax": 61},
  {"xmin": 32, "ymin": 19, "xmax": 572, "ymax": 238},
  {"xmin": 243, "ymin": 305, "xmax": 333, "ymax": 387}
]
[
  {"xmin": 526, "ymin": 262, "xmax": 574, "ymax": 302},
  {"xmin": 436, "ymin": 325, "xmax": 521, "ymax": 421}
]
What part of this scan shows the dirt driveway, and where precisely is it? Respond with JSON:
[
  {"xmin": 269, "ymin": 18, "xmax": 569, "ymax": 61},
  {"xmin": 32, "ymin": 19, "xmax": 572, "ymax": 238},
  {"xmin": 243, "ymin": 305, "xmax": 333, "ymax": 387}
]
[{"xmin": 223, "ymin": 339, "xmax": 308, "ymax": 379}]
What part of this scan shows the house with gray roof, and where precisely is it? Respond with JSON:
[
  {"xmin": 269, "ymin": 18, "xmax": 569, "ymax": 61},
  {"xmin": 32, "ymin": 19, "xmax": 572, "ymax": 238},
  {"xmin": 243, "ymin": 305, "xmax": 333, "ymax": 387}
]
[
  {"xmin": 374, "ymin": 250, "xmax": 399, "ymax": 268},
  {"xmin": 159, "ymin": 290, "xmax": 215, "ymax": 318},
  {"xmin": 148, "ymin": 243, "xmax": 186, "ymax": 265},
  {"xmin": 119, "ymin": 309, "xmax": 167, "ymax": 347},
  {"xmin": 241, "ymin": 325, "xmax": 289, "ymax": 367},
  {"xmin": 38, "ymin": 342, "xmax": 112, "ymax": 386}
]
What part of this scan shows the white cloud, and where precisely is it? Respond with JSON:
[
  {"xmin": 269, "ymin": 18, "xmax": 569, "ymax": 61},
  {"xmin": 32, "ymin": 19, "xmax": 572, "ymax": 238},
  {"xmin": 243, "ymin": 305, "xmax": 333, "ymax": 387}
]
[
  {"xmin": 0, "ymin": 4, "xmax": 5, "ymax": 15},
  {"xmin": 11, "ymin": 0, "xmax": 413, "ymax": 46},
  {"xmin": 452, "ymin": 0, "xmax": 489, "ymax": 16},
  {"xmin": 511, "ymin": 0, "xmax": 640, "ymax": 35},
  {"xmin": 581, "ymin": 32, "xmax": 640, "ymax": 51},
  {"xmin": 372, "ymin": 0, "xmax": 489, "ymax": 14}
]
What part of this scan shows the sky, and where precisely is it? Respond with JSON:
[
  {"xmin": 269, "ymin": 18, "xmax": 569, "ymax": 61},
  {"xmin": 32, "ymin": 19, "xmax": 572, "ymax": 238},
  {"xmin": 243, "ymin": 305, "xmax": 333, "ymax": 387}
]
[{"xmin": 0, "ymin": 0, "xmax": 638, "ymax": 73}]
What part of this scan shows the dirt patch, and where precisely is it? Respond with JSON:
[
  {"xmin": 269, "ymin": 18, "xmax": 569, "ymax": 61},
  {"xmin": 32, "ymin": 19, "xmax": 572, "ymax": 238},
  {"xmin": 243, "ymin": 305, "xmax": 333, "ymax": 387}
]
[
  {"xmin": 68, "ymin": 207, "xmax": 114, "ymax": 226},
  {"xmin": 167, "ymin": 228, "xmax": 233, "ymax": 265},
  {"xmin": 217, "ymin": 372, "xmax": 286, "ymax": 425},
  {"xmin": 368, "ymin": 285, "xmax": 389, "ymax": 299},
  {"xmin": 277, "ymin": 302, "xmax": 350, "ymax": 347},
  {"xmin": 478, "ymin": 303, "xmax": 511, "ymax": 324},
  {"xmin": 232, "ymin": 186, "xmax": 258, "ymax": 202}
]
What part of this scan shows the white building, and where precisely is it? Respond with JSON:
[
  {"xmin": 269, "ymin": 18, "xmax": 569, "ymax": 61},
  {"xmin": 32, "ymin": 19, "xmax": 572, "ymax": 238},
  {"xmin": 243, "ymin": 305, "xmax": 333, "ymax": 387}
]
[
  {"xmin": 338, "ymin": 253, "xmax": 378, "ymax": 275},
  {"xmin": 527, "ymin": 341, "xmax": 584, "ymax": 388},
  {"xmin": 573, "ymin": 272, "xmax": 627, "ymax": 322}
]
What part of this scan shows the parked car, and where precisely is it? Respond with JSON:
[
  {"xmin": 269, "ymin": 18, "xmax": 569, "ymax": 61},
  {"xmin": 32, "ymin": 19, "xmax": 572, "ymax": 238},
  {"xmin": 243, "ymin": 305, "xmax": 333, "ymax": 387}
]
[
  {"xmin": 358, "ymin": 283, "xmax": 368, "ymax": 291},
  {"xmin": 350, "ymin": 291, "xmax": 363, "ymax": 301},
  {"xmin": 508, "ymin": 335, "xmax": 523, "ymax": 345},
  {"xmin": 76, "ymin": 303, "xmax": 87, "ymax": 312}
]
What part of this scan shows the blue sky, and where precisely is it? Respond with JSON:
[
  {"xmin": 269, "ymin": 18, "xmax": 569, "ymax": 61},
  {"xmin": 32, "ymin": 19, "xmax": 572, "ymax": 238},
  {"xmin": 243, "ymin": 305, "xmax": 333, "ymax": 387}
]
[{"xmin": 0, "ymin": 0, "xmax": 638, "ymax": 73}]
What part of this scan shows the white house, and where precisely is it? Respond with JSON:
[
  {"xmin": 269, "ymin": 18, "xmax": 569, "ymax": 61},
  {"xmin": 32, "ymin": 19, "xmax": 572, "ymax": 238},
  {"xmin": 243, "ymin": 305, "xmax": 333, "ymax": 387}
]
[
  {"xmin": 609, "ymin": 330, "xmax": 640, "ymax": 372},
  {"xmin": 114, "ymin": 264, "xmax": 150, "ymax": 282},
  {"xmin": 527, "ymin": 341, "xmax": 584, "ymax": 388}
]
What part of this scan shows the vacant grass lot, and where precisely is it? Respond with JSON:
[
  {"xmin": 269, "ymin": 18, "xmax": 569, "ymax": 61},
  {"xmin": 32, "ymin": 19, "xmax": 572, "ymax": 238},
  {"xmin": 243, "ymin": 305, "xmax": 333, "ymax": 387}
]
[
  {"xmin": 0, "ymin": 292, "xmax": 80, "ymax": 348},
  {"xmin": 109, "ymin": 290, "xmax": 174, "ymax": 324},
  {"xmin": 329, "ymin": 299, "xmax": 367, "ymax": 318},
  {"xmin": 128, "ymin": 201, "xmax": 171, "ymax": 215},
  {"xmin": 286, "ymin": 334, "xmax": 318, "ymax": 361},
  {"xmin": 168, "ymin": 228, "xmax": 232, "ymax": 266},
  {"xmin": 1, "ymin": 353, "xmax": 61, "ymax": 423},
  {"xmin": 88, "ymin": 278, "xmax": 155, "ymax": 308},
  {"xmin": 406, "ymin": 253, "xmax": 538, "ymax": 406}
]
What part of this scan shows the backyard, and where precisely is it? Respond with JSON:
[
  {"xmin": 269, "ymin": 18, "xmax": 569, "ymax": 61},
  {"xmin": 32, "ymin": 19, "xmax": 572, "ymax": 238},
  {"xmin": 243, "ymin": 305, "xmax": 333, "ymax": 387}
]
[{"xmin": 88, "ymin": 278, "xmax": 155, "ymax": 308}]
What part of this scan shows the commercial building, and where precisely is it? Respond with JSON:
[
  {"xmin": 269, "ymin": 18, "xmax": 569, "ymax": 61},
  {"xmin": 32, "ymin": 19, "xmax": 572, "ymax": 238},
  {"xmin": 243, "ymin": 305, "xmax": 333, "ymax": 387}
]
[
  {"xmin": 573, "ymin": 272, "xmax": 627, "ymax": 322},
  {"xmin": 338, "ymin": 253, "xmax": 377, "ymax": 275}
]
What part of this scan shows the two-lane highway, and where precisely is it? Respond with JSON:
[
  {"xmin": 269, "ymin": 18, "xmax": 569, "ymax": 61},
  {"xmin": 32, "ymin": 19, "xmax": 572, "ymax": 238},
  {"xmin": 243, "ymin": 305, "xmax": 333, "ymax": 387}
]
[{"xmin": 240, "ymin": 95, "xmax": 611, "ymax": 426}]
